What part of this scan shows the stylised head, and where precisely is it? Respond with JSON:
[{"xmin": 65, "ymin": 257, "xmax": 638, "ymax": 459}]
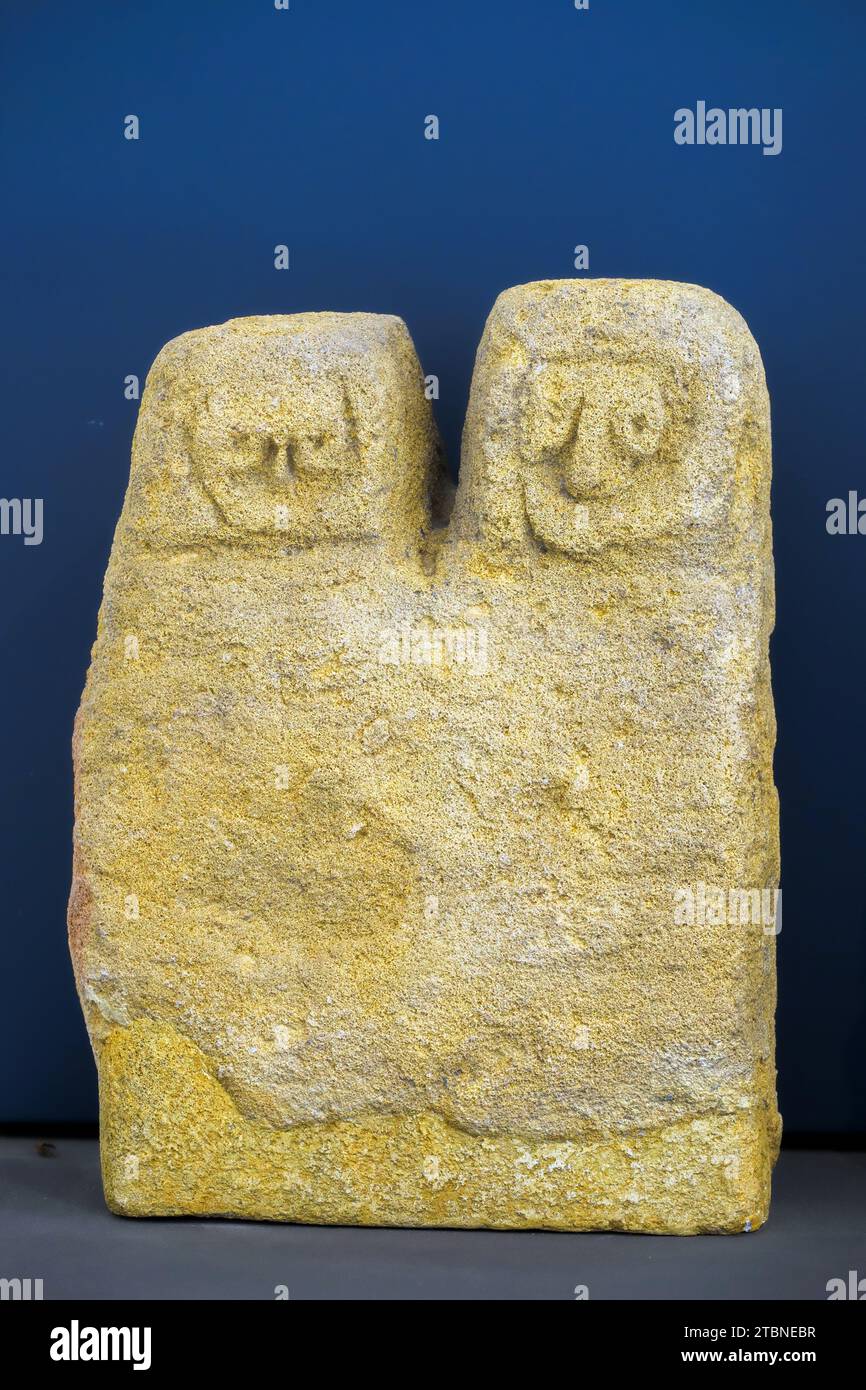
[
  {"xmin": 124, "ymin": 313, "xmax": 439, "ymax": 551},
  {"xmin": 453, "ymin": 279, "xmax": 768, "ymax": 563}
]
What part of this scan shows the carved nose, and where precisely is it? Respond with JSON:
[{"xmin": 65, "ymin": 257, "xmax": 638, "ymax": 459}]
[
  {"xmin": 563, "ymin": 404, "xmax": 609, "ymax": 498},
  {"xmin": 266, "ymin": 435, "xmax": 294, "ymax": 482}
]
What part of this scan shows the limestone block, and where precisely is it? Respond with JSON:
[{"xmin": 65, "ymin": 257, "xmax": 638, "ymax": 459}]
[{"xmin": 70, "ymin": 283, "xmax": 779, "ymax": 1232}]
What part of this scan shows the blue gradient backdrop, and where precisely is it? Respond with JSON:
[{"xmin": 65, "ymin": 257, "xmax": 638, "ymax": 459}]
[{"xmin": 1, "ymin": 0, "xmax": 864, "ymax": 1130}]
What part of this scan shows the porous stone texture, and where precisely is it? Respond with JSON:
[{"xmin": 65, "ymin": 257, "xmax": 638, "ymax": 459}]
[{"xmin": 70, "ymin": 283, "xmax": 780, "ymax": 1232}]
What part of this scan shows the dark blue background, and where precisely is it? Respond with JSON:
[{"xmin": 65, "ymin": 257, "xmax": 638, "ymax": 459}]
[{"xmin": 1, "ymin": 0, "xmax": 863, "ymax": 1132}]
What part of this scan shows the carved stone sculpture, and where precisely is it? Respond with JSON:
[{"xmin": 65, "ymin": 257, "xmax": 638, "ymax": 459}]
[{"xmin": 70, "ymin": 281, "xmax": 779, "ymax": 1231}]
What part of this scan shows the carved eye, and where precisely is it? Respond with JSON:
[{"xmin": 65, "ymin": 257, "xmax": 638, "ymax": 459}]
[
  {"xmin": 616, "ymin": 396, "xmax": 665, "ymax": 457},
  {"xmin": 226, "ymin": 430, "xmax": 271, "ymax": 472}
]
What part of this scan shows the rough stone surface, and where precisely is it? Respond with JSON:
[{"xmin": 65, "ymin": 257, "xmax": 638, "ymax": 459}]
[{"xmin": 70, "ymin": 283, "xmax": 780, "ymax": 1232}]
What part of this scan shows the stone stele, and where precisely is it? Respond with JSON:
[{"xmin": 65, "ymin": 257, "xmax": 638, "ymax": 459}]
[{"xmin": 69, "ymin": 281, "xmax": 780, "ymax": 1232}]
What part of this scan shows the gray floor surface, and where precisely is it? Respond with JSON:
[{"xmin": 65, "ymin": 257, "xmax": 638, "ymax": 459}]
[{"xmin": 0, "ymin": 1139, "xmax": 863, "ymax": 1300}]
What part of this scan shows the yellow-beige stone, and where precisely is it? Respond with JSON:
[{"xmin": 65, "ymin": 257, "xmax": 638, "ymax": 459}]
[{"xmin": 70, "ymin": 281, "xmax": 780, "ymax": 1232}]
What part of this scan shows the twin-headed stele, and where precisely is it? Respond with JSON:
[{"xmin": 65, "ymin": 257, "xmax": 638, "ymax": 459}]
[{"xmin": 70, "ymin": 279, "xmax": 779, "ymax": 1232}]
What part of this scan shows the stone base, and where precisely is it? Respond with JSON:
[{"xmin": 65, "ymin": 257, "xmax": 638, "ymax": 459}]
[{"xmin": 100, "ymin": 1020, "xmax": 778, "ymax": 1234}]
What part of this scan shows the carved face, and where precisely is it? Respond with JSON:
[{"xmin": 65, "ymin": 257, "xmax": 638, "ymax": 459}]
[
  {"xmin": 522, "ymin": 359, "xmax": 681, "ymax": 558},
  {"xmin": 527, "ymin": 362, "xmax": 668, "ymax": 501},
  {"xmin": 191, "ymin": 372, "xmax": 360, "ymax": 535}
]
